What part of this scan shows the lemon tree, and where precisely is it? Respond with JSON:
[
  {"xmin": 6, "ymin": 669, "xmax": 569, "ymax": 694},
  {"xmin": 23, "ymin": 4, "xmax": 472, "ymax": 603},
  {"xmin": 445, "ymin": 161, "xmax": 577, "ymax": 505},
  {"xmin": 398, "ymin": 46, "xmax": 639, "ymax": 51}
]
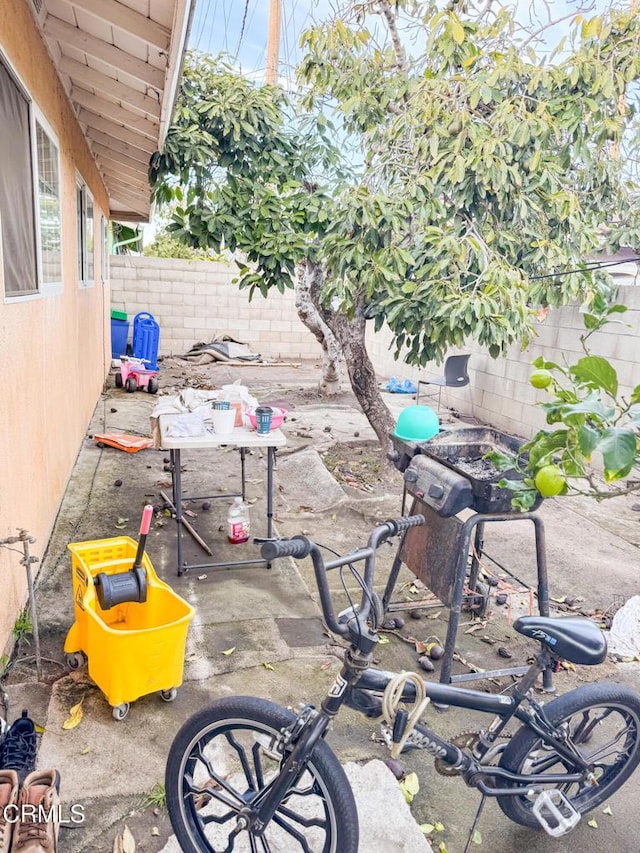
[{"xmin": 503, "ymin": 298, "xmax": 640, "ymax": 510}]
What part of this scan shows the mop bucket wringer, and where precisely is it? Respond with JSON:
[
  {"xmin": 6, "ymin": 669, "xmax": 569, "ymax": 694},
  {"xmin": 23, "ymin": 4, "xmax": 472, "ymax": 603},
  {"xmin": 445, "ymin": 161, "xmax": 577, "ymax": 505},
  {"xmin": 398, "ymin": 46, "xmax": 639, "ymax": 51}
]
[{"xmin": 64, "ymin": 507, "xmax": 194, "ymax": 720}]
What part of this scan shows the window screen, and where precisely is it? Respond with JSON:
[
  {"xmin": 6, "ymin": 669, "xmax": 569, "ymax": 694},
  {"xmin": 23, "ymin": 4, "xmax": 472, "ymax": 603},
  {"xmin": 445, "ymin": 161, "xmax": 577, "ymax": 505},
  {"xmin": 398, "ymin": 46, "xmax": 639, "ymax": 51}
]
[
  {"xmin": 36, "ymin": 122, "xmax": 62, "ymax": 287},
  {"xmin": 0, "ymin": 57, "xmax": 38, "ymax": 296},
  {"xmin": 86, "ymin": 192, "xmax": 94, "ymax": 283}
]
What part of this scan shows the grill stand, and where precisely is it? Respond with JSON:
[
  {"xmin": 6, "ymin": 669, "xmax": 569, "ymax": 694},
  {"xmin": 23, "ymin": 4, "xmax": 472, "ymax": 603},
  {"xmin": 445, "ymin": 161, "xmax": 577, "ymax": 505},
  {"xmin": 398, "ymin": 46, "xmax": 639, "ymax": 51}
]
[{"xmin": 382, "ymin": 499, "xmax": 553, "ymax": 690}]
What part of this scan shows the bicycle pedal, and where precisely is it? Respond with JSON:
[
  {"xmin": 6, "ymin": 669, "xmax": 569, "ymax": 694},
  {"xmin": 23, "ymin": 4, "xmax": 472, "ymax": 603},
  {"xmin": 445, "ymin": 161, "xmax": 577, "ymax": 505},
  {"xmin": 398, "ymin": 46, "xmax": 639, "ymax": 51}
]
[{"xmin": 531, "ymin": 789, "xmax": 581, "ymax": 837}]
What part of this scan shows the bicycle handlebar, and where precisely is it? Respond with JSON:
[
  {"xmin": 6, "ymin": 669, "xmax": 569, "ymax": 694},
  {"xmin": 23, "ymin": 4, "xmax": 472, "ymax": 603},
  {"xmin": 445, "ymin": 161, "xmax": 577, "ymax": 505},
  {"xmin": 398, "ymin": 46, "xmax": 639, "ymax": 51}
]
[
  {"xmin": 261, "ymin": 535, "xmax": 311, "ymax": 561},
  {"xmin": 260, "ymin": 515, "xmax": 425, "ymax": 640}
]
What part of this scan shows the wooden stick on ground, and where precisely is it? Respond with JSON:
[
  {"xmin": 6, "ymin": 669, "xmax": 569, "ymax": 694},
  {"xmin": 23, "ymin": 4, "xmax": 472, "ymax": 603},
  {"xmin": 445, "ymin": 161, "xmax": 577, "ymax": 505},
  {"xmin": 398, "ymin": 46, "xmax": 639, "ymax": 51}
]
[{"xmin": 160, "ymin": 490, "xmax": 214, "ymax": 556}]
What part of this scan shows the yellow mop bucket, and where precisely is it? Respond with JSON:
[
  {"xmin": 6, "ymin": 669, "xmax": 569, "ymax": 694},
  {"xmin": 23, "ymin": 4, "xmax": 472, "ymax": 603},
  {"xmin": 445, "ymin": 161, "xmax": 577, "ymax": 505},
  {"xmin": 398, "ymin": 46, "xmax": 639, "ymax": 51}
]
[{"xmin": 64, "ymin": 515, "xmax": 194, "ymax": 720}]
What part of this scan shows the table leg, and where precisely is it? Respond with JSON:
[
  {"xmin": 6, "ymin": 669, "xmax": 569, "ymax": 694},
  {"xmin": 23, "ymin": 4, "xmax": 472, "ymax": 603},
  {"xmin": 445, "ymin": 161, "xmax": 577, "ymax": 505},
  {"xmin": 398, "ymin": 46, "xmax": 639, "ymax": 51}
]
[
  {"xmin": 172, "ymin": 449, "xmax": 185, "ymax": 577},
  {"xmin": 240, "ymin": 447, "xmax": 246, "ymax": 500},
  {"xmin": 265, "ymin": 447, "xmax": 275, "ymax": 568}
]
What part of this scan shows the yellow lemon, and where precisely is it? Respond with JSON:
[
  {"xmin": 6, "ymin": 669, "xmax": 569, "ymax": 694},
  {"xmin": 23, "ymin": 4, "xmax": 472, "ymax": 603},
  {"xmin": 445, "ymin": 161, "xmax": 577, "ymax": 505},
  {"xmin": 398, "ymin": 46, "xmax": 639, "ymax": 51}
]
[
  {"xmin": 534, "ymin": 464, "xmax": 566, "ymax": 497},
  {"xmin": 530, "ymin": 369, "xmax": 553, "ymax": 389}
]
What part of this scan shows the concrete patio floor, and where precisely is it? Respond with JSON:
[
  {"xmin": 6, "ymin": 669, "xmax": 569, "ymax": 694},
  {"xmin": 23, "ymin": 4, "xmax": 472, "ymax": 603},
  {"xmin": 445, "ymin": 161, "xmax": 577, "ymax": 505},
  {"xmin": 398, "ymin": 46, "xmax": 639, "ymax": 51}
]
[{"xmin": 4, "ymin": 357, "xmax": 640, "ymax": 853}]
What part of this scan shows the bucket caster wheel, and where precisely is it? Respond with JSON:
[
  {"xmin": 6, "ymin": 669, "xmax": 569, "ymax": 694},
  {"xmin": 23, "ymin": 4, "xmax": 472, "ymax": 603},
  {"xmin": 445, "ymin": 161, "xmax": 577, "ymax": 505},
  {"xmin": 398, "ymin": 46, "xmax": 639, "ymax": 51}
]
[
  {"xmin": 160, "ymin": 688, "xmax": 177, "ymax": 702},
  {"xmin": 65, "ymin": 652, "xmax": 85, "ymax": 671},
  {"xmin": 112, "ymin": 703, "xmax": 130, "ymax": 721}
]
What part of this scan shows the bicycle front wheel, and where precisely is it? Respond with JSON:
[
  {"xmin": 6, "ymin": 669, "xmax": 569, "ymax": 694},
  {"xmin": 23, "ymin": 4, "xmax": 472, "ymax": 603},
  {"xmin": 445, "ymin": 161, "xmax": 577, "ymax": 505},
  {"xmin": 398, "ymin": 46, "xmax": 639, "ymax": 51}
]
[
  {"xmin": 166, "ymin": 695, "xmax": 359, "ymax": 853},
  {"xmin": 497, "ymin": 683, "xmax": 640, "ymax": 829}
]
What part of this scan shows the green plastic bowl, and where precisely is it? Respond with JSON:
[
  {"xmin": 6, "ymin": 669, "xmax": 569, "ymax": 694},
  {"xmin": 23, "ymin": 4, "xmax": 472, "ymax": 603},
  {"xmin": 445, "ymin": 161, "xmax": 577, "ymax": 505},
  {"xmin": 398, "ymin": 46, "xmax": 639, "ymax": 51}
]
[{"xmin": 394, "ymin": 405, "xmax": 440, "ymax": 442}]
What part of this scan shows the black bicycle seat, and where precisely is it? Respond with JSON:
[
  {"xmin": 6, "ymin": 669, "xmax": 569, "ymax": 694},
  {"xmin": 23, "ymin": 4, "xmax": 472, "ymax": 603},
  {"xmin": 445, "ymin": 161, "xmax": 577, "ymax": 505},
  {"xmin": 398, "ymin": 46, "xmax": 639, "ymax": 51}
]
[{"xmin": 514, "ymin": 615, "xmax": 607, "ymax": 665}]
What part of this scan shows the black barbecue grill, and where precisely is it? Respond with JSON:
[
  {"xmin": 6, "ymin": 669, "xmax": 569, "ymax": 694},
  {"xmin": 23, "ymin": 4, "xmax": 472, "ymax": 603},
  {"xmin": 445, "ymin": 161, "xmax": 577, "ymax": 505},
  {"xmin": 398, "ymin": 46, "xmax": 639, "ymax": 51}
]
[
  {"xmin": 385, "ymin": 424, "xmax": 551, "ymax": 687},
  {"xmin": 390, "ymin": 426, "xmax": 542, "ymax": 515}
]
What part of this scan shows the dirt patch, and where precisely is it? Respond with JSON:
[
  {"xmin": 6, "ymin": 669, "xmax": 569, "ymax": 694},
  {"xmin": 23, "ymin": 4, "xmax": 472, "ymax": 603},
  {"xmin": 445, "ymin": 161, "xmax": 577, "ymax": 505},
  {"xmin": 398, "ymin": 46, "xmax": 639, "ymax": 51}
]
[{"xmin": 321, "ymin": 441, "xmax": 401, "ymax": 494}]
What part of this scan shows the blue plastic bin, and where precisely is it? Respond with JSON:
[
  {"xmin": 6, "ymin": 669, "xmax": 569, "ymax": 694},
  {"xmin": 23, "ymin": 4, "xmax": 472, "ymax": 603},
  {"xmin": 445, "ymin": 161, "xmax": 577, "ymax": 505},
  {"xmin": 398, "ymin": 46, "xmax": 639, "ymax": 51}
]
[
  {"xmin": 110, "ymin": 312, "xmax": 129, "ymax": 359},
  {"xmin": 132, "ymin": 312, "xmax": 160, "ymax": 371}
]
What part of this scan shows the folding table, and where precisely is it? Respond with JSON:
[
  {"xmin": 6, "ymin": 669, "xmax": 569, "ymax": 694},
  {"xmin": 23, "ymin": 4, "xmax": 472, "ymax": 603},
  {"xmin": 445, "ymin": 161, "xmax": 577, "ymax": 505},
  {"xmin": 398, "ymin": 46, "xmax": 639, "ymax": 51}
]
[{"xmin": 158, "ymin": 414, "xmax": 286, "ymax": 576}]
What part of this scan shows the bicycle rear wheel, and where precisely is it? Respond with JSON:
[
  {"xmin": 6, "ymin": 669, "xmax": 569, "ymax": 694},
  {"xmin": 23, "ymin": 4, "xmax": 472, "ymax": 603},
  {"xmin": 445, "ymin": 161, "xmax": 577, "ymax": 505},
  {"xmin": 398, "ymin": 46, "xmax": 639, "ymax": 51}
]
[
  {"xmin": 497, "ymin": 683, "xmax": 640, "ymax": 829},
  {"xmin": 166, "ymin": 695, "xmax": 359, "ymax": 853}
]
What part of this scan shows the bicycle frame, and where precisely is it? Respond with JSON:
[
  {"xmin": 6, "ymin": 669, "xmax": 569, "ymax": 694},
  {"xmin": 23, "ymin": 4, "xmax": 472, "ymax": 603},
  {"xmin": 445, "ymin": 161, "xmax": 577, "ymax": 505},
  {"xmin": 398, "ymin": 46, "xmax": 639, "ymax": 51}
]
[{"xmin": 248, "ymin": 520, "xmax": 600, "ymax": 836}]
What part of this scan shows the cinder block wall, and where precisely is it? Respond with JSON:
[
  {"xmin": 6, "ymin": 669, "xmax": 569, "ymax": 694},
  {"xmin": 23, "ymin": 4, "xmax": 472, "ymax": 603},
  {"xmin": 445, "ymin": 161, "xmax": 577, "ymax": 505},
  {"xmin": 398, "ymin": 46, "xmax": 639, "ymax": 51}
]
[
  {"xmin": 112, "ymin": 255, "xmax": 639, "ymax": 441},
  {"xmin": 366, "ymin": 288, "xmax": 640, "ymax": 440},
  {"xmin": 109, "ymin": 256, "xmax": 318, "ymax": 359}
]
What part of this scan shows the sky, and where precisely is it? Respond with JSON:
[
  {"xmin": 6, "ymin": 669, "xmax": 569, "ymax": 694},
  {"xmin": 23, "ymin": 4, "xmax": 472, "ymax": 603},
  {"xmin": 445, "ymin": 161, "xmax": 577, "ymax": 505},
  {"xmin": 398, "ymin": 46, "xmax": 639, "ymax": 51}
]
[
  {"xmin": 189, "ymin": 0, "xmax": 337, "ymax": 88},
  {"xmin": 188, "ymin": 0, "xmax": 615, "ymax": 88}
]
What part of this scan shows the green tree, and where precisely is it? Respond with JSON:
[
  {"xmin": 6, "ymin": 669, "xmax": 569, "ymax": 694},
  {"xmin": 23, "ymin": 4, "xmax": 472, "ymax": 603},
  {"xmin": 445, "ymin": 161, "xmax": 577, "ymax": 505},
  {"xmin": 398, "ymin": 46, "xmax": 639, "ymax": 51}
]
[
  {"xmin": 504, "ymin": 298, "xmax": 640, "ymax": 509},
  {"xmin": 150, "ymin": 1, "xmax": 640, "ymax": 449}
]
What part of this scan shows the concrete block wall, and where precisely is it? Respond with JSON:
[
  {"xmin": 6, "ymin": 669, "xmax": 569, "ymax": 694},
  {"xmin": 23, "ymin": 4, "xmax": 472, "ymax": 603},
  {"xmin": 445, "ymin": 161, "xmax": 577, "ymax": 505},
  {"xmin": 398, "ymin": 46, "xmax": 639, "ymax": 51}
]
[
  {"xmin": 111, "ymin": 254, "xmax": 639, "ymax": 442},
  {"xmin": 366, "ymin": 288, "xmax": 640, "ymax": 441},
  {"xmin": 109, "ymin": 256, "xmax": 318, "ymax": 360}
]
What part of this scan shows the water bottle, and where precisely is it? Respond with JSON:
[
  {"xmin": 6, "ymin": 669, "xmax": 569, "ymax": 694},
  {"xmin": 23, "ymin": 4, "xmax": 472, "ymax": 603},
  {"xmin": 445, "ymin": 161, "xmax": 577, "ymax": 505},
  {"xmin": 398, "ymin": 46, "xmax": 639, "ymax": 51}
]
[{"xmin": 227, "ymin": 497, "xmax": 250, "ymax": 544}]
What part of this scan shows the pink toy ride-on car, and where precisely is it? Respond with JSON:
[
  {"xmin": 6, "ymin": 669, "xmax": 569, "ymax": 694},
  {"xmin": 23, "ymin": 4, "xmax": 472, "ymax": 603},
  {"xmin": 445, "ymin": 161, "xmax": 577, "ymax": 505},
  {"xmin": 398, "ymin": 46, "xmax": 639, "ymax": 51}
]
[{"xmin": 115, "ymin": 356, "xmax": 159, "ymax": 394}]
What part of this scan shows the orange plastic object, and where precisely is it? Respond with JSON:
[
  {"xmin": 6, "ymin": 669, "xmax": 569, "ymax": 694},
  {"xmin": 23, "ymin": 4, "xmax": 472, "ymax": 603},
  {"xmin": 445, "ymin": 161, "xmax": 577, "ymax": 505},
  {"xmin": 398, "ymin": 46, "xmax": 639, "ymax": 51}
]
[{"xmin": 94, "ymin": 433, "xmax": 153, "ymax": 452}]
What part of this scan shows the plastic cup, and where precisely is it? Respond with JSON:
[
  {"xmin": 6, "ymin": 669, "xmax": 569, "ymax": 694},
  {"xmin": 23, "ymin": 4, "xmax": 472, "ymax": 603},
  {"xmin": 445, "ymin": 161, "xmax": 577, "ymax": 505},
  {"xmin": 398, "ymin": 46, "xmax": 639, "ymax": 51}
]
[
  {"xmin": 211, "ymin": 409, "xmax": 236, "ymax": 435},
  {"xmin": 212, "ymin": 400, "xmax": 230, "ymax": 410},
  {"xmin": 255, "ymin": 406, "xmax": 273, "ymax": 435}
]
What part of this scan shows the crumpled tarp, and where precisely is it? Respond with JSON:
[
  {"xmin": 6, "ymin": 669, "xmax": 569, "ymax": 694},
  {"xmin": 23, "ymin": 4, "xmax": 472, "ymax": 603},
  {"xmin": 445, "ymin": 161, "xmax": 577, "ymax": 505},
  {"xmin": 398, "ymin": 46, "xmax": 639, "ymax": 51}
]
[{"xmin": 183, "ymin": 335, "xmax": 262, "ymax": 364}]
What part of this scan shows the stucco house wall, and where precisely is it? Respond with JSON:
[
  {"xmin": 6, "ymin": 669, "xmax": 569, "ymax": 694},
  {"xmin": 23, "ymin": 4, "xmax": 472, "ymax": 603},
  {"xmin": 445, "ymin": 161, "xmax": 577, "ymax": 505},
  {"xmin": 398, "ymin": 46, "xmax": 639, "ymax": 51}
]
[{"xmin": 0, "ymin": 0, "xmax": 111, "ymax": 652}]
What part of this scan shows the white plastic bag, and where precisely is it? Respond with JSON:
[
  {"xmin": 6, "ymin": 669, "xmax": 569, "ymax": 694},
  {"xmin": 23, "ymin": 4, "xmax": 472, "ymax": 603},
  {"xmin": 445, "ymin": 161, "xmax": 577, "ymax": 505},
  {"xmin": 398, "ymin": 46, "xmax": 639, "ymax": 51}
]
[{"xmin": 608, "ymin": 596, "xmax": 640, "ymax": 659}]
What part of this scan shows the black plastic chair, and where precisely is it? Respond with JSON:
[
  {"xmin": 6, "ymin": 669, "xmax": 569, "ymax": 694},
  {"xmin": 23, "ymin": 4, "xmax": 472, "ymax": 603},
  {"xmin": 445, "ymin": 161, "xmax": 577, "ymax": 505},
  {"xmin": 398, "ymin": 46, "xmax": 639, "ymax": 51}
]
[{"xmin": 416, "ymin": 354, "xmax": 471, "ymax": 411}]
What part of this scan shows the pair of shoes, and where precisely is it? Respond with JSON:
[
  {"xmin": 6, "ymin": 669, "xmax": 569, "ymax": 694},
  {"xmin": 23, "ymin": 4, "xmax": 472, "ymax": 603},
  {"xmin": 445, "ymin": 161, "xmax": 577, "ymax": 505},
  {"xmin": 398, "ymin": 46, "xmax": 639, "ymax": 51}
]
[
  {"xmin": 0, "ymin": 769, "xmax": 60, "ymax": 853},
  {"xmin": 0, "ymin": 711, "xmax": 58, "ymax": 852},
  {"xmin": 0, "ymin": 712, "xmax": 36, "ymax": 783}
]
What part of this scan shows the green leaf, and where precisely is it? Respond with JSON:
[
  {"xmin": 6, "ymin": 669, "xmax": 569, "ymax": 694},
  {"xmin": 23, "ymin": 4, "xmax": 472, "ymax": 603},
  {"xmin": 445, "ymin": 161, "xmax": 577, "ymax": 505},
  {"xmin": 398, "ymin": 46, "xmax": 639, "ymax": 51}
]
[
  {"xmin": 450, "ymin": 17, "xmax": 465, "ymax": 45},
  {"xmin": 570, "ymin": 357, "xmax": 618, "ymax": 399},
  {"xmin": 631, "ymin": 385, "xmax": 640, "ymax": 405},
  {"xmin": 598, "ymin": 428, "xmax": 637, "ymax": 481},
  {"xmin": 399, "ymin": 772, "xmax": 420, "ymax": 804},
  {"xmin": 526, "ymin": 430, "xmax": 569, "ymax": 468},
  {"xmin": 578, "ymin": 425, "xmax": 599, "ymax": 458}
]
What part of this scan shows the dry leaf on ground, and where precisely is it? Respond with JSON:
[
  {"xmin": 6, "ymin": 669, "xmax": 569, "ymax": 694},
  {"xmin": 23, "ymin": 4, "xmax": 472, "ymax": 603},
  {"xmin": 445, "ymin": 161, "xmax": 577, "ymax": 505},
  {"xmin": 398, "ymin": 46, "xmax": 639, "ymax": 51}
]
[{"xmin": 62, "ymin": 701, "xmax": 83, "ymax": 730}]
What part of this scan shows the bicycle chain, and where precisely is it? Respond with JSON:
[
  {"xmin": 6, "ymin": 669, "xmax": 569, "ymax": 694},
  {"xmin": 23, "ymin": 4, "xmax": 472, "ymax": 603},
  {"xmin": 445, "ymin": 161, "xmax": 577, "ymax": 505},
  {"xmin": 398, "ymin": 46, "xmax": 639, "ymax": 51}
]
[
  {"xmin": 433, "ymin": 730, "xmax": 512, "ymax": 777},
  {"xmin": 434, "ymin": 732, "xmax": 481, "ymax": 776}
]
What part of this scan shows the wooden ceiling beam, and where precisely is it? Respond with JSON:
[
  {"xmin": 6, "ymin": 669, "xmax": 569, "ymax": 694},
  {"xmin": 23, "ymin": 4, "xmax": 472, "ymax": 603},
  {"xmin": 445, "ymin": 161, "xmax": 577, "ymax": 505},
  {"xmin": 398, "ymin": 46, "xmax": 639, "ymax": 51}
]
[
  {"xmin": 58, "ymin": 0, "xmax": 170, "ymax": 51},
  {"xmin": 86, "ymin": 129, "xmax": 152, "ymax": 163},
  {"xmin": 91, "ymin": 142, "xmax": 151, "ymax": 173},
  {"xmin": 98, "ymin": 156, "xmax": 149, "ymax": 184},
  {"xmin": 102, "ymin": 168, "xmax": 150, "ymax": 194},
  {"xmin": 60, "ymin": 57, "xmax": 161, "ymax": 119},
  {"xmin": 106, "ymin": 184, "xmax": 150, "ymax": 212},
  {"xmin": 72, "ymin": 87, "xmax": 159, "ymax": 137},
  {"xmin": 44, "ymin": 15, "xmax": 165, "ymax": 90},
  {"xmin": 79, "ymin": 110, "xmax": 157, "ymax": 153},
  {"xmin": 105, "ymin": 171, "xmax": 151, "ymax": 195}
]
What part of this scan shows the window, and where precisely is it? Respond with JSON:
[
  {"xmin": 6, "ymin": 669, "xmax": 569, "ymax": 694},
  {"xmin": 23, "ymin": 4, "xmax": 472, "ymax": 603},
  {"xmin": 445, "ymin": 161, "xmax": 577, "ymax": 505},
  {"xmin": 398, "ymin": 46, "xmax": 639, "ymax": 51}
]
[
  {"xmin": 100, "ymin": 216, "xmax": 109, "ymax": 284},
  {"xmin": 36, "ymin": 121, "xmax": 62, "ymax": 289},
  {"xmin": 77, "ymin": 181, "xmax": 95, "ymax": 287},
  {"xmin": 0, "ymin": 54, "xmax": 62, "ymax": 298},
  {"xmin": 0, "ymin": 55, "xmax": 37, "ymax": 296}
]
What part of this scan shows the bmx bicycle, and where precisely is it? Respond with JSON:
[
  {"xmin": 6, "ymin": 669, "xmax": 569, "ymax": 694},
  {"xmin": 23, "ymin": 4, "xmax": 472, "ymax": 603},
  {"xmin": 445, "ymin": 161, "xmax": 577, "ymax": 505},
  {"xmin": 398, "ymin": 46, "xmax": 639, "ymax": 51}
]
[{"xmin": 165, "ymin": 515, "xmax": 640, "ymax": 852}]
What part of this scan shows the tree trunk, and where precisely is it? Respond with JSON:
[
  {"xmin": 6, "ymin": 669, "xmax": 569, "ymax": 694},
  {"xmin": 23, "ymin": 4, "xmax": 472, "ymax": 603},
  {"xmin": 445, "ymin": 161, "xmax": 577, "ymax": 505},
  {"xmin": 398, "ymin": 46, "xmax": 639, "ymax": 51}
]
[
  {"xmin": 294, "ymin": 260, "xmax": 343, "ymax": 396},
  {"xmin": 324, "ymin": 301, "xmax": 395, "ymax": 453}
]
